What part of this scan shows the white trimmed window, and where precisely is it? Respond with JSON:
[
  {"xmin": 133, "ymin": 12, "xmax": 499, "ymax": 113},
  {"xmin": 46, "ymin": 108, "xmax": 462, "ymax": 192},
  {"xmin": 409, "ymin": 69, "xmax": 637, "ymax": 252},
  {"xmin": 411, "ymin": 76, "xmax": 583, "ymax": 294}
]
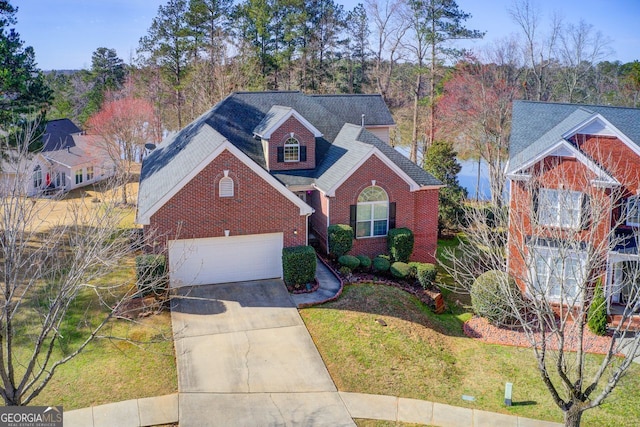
[
  {"xmin": 529, "ymin": 245, "xmax": 586, "ymax": 301},
  {"xmin": 284, "ymin": 137, "xmax": 300, "ymax": 162},
  {"xmin": 219, "ymin": 176, "xmax": 234, "ymax": 197},
  {"xmin": 75, "ymin": 169, "xmax": 83, "ymax": 185},
  {"xmin": 356, "ymin": 186, "xmax": 389, "ymax": 238},
  {"xmin": 33, "ymin": 166, "xmax": 42, "ymax": 188},
  {"xmin": 626, "ymin": 196, "xmax": 640, "ymax": 227},
  {"xmin": 537, "ymin": 188, "xmax": 583, "ymax": 228},
  {"xmin": 86, "ymin": 166, "xmax": 94, "ymax": 181}
]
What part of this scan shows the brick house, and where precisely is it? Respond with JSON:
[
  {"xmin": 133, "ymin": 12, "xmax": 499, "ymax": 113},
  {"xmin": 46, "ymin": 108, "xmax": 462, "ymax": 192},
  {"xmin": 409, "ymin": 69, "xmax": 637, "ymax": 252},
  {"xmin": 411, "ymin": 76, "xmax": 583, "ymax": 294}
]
[
  {"xmin": 506, "ymin": 100, "xmax": 640, "ymax": 320},
  {"xmin": 136, "ymin": 91, "xmax": 442, "ymax": 287}
]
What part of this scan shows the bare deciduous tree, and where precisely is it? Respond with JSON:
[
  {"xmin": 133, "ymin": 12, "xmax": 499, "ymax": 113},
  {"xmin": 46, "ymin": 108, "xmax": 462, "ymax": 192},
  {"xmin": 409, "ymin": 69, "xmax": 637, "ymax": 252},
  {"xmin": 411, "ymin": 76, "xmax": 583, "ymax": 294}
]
[
  {"xmin": 442, "ymin": 153, "xmax": 640, "ymax": 426},
  {"xmin": 0, "ymin": 123, "xmax": 167, "ymax": 406}
]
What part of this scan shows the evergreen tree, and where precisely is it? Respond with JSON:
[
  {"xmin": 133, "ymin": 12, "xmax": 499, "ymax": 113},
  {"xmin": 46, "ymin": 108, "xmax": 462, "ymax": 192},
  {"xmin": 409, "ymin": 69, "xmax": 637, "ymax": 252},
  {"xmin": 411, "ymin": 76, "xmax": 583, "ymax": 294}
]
[
  {"xmin": 0, "ymin": 0, "xmax": 51, "ymax": 147},
  {"xmin": 423, "ymin": 139, "xmax": 467, "ymax": 233}
]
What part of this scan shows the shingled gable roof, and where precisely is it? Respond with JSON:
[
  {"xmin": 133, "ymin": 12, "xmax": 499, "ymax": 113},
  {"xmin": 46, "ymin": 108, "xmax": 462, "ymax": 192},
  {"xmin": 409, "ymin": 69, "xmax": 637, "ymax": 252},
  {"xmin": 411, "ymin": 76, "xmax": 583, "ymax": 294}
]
[
  {"xmin": 137, "ymin": 91, "xmax": 441, "ymax": 223},
  {"xmin": 42, "ymin": 119, "xmax": 81, "ymax": 151},
  {"xmin": 508, "ymin": 100, "xmax": 640, "ymax": 174},
  {"xmin": 253, "ymin": 105, "xmax": 323, "ymax": 139}
]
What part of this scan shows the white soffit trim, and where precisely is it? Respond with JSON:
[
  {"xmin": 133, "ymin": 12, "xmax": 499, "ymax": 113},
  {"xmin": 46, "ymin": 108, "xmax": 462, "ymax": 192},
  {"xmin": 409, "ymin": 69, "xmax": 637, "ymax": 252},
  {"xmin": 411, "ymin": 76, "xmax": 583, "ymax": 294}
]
[
  {"xmin": 137, "ymin": 137, "xmax": 313, "ymax": 225},
  {"xmin": 256, "ymin": 108, "xmax": 323, "ymax": 140},
  {"xmin": 562, "ymin": 113, "xmax": 640, "ymax": 158},
  {"xmin": 325, "ymin": 148, "xmax": 420, "ymax": 197},
  {"xmin": 509, "ymin": 139, "xmax": 619, "ymax": 187}
]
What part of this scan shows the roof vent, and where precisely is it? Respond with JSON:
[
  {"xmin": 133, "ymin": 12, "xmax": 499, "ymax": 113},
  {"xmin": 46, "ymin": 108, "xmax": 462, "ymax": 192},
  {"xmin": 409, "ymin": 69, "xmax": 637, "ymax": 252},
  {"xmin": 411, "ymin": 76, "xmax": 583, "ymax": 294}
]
[{"xmin": 361, "ymin": 114, "xmax": 365, "ymax": 127}]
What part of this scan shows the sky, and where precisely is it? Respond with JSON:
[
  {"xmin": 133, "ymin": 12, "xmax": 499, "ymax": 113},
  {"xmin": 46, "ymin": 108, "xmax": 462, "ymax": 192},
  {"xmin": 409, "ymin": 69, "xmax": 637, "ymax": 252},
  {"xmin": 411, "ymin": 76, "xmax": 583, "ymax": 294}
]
[{"xmin": 12, "ymin": 0, "xmax": 640, "ymax": 71}]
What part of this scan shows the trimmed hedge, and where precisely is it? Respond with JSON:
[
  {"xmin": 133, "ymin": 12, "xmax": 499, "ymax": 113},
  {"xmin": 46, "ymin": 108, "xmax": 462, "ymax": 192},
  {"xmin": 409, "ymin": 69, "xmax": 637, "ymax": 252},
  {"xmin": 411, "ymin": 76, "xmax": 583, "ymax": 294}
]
[
  {"xmin": 372, "ymin": 256, "xmax": 391, "ymax": 273},
  {"xmin": 356, "ymin": 255, "xmax": 372, "ymax": 270},
  {"xmin": 390, "ymin": 261, "xmax": 411, "ymax": 279},
  {"xmin": 135, "ymin": 255, "xmax": 167, "ymax": 296},
  {"xmin": 588, "ymin": 280, "xmax": 607, "ymax": 336},
  {"xmin": 416, "ymin": 263, "xmax": 437, "ymax": 289},
  {"xmin": 283, "ymin": 246, "xmax": 317, "ymax": 287},
  {"xmin": 338, "ymin": 255, "xmax": 361, "ymax": 270},
  {"xmin": 387, "ymin": 228, "xmax": 414, "ymax": 262},
  {"xmin": 471, "ymin": 270, "xmax": 519, "ymax": 326},
  {"xmin": 328, "ymin": 224, "xmax": 354, "ymax": 257}
]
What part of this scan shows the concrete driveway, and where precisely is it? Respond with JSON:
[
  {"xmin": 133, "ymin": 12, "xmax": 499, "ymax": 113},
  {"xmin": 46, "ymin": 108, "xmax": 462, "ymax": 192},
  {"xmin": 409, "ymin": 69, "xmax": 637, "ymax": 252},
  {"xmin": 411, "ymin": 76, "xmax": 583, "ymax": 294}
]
[{"xmin": 170, "ymin": 279, "xmax": 355, "ymax": 426}]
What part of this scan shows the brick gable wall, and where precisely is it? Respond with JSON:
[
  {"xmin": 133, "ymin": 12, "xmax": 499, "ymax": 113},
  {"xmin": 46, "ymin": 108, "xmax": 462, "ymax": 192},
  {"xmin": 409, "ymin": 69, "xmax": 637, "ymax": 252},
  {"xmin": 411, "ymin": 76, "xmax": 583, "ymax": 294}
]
[
  {"xmin": 267, "ymin": 116, "xmax": 316, "ymax": 171},
  {"xmin": 330, "ymin": 154, "xmax": 438, "ymax": 262},
  {"xmin": 148, "ymin": 149, "xmax": 307, "ymax": 250}
]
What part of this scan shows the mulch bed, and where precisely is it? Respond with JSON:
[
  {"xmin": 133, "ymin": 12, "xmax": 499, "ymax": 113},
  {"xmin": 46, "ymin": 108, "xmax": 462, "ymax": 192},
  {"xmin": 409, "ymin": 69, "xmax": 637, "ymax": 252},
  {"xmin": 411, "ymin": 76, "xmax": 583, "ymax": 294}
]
[{"xmin": 464, "ymin": 316, "xmax": 621, "ymax": 355}]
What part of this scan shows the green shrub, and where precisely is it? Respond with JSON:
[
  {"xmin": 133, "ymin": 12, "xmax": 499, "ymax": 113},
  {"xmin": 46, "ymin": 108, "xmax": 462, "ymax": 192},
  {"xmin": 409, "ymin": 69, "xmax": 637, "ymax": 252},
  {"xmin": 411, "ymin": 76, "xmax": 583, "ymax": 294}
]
[
  {"xmin": 416, "ymin": 263, "xmax": 437, "ymax": 289},
  {"xmin": 372, "ymin": 256, "xmax": 391, "ymax": 273},
  {"xmin": 470, "ymin": 270, "xmax": 519, "ymax": 326},
  {"xmin": 356, "ymin": 255, "xmax": 372, "ymax": 270},
  {"xmin": 282, "ymin": 246, "xmax": 317, "ymax": 287},
  {"xmin": 390, "ymin": 261, "xmax": 411, "ymax": 279},
  {"xmin": 328, "ymin": 224, "xmax": 354, "ymax": 257},
  {"xmin": 339, "ymin": 266, "xmax": 352, "ymax": 277},
  {"xmin": 588, "ymin": 279, "xmax": 607, "ymax": 336},
  {"xmin": 135, "ymin": 255, "xmax": 167, "ymax": 296},
  {"xmin": 338, "ymin": 255, "xmax": 360, "ymax": 270},
  {"xmin": 387, "ymin": 228, "xmax": 414, "ymax": 262}
]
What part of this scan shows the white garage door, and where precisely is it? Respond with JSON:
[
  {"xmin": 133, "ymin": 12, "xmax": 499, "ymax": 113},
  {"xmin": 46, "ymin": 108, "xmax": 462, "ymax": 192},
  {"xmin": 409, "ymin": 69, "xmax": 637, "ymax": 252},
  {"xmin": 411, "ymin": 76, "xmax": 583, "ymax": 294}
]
[{"xmin": 168, "ymin": 233, "xmax": 283, "ymax": 287}]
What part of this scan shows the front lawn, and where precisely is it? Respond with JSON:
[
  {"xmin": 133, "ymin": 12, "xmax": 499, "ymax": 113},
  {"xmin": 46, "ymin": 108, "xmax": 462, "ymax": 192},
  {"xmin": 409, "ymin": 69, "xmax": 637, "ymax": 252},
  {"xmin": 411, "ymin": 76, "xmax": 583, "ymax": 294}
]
[{"xmin": 300, "ymin": 283, "xmax": 640, "ymax": 426}]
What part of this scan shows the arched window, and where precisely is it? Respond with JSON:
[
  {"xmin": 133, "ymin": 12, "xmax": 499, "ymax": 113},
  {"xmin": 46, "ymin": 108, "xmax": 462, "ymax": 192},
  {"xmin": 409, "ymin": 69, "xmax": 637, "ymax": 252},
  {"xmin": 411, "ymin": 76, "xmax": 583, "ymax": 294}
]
[
  {"xmin": 33, "ymin": 166, "xmax": 42, "ymax": 189},
  {"xmin": 356, "ymin": 186, "xmax": 389, "ymax": 237},
  {"xmin": 219, "ymin": 176, "xmax": 234, "ymax": 197},
  {"xmin": 283, "ymin": 137, "xmax": 300, "ymax": 162}
]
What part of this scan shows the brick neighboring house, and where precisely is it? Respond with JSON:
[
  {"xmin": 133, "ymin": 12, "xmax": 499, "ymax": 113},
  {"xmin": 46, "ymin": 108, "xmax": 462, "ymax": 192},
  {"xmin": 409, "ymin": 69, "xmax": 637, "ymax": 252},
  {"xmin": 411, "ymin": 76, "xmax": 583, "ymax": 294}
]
[
  {"xmin": 506, "ymin": 100, "xmax": 640, "ymax": 321},
  {"xmin": 136, "ymin": 91, "xmax": 442, "ymax": 287}
]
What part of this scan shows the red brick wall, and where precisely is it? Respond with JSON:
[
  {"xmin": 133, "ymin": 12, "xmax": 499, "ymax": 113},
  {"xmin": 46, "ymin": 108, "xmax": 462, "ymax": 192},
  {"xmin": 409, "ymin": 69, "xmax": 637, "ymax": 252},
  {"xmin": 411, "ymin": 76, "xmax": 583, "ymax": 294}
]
[
  {"xmin": 267, "ymin": 116, "xmax": 316, "ymax": 171},
  {"xmin": 330, "ymin": 154, "xmax": 438, "ymax": 262},
  {"xmin": 149, "ymin": 149, "xmax": 308, "ymax": 251},
  {"xmin": 507, "ymin": 155, "xmax": 613, "ymax": 293},
  {"xmin": 308, "ymin": 189, "xmax": 329, "ymax": 252},
  {"xmin": 412, "ymin": 189, "xmax": 439, "ymax": 263}
]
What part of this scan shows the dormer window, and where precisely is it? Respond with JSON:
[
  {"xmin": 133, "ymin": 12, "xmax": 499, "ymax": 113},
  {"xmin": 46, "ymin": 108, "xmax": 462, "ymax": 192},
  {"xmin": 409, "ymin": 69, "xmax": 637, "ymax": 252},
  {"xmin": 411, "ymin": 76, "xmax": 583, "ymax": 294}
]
[{"xmin": 284, "ymin": 137, "xmax": 300, "ymax": 162}]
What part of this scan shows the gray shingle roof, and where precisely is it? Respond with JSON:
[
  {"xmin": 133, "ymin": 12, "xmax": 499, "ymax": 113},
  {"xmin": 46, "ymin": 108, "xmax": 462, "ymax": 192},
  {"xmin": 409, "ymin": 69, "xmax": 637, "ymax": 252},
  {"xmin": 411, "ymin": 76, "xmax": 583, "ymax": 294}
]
[
  {"xmin": 138, "ymin": 91, "xmax": 440, "ymax": 222},
  {"xmin": 509, "ymin": 100, "xmax": 640, "ymax": 173},
  {"xmin": 43, "ymin": 119, "xmax": 81, "ymax": 151}
]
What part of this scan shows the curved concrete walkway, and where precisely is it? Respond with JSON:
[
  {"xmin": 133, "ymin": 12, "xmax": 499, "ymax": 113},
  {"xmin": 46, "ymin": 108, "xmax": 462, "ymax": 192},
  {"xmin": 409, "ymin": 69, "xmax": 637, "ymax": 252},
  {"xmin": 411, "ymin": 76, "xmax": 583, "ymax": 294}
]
[{"xmin": 65, "ymin": 269, "xmax": 562, "ymax": 427}]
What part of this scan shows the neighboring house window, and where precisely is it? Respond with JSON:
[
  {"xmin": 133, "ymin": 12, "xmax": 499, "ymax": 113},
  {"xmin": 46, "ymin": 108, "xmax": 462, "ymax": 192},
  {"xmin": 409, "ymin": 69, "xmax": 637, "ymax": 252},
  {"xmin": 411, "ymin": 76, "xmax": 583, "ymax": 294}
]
[
  {"xmin": 33, "ymin": 166, "xmax": 42, "ymax": 188},
  {"xmin": 284, "ymin": 137, "xmax": 300, "ymax": 162},
  {"xmin": 626, "ymin": 196, "xmax": 640, "ymax": 227},
  {"xmin": 355, "ymin": 186, "xmax": 389, "ymax": 238},
  {"xmin": 537, "ymin": 188, "xmax": 583, "ymax": 228},
  {"xmin": 219, "ymin": 176, "xmax": 234, "ymax": 197},
  {"xmin": 55, "ymin": 172, "xmax": 66, "ymax": 188},
  {"xmin": 75, "ymin": 169, "xmax": 83, "ymax": 185},
  {"xmin": 529, "ymin": 245, "xmax": 586, "ymax": 301},
  {"xmin": 86, "ymin": 166, "xmax": 94, "ymax": 181}
]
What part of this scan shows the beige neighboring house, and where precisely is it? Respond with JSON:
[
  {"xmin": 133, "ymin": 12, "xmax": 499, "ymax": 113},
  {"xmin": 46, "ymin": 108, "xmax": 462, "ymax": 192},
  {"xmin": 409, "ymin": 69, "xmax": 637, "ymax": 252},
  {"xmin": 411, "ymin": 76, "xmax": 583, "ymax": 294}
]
[{"xmin": 0, "ymin": 119, "xmax": 116, "ymax": 196}]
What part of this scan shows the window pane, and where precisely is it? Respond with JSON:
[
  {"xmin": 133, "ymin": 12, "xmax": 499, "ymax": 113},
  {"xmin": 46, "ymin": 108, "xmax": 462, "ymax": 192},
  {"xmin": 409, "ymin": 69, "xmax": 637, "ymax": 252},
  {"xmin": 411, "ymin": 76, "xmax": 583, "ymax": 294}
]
[
  {"xmin": 357, "ymin": 206, "xmax": 372, "ymax": 221},
  {"xmin": 358, "ymin": 186, "xmax": 388, "ymax": 202},
  {"xmin": 373, "ymin": 220, "xmax": 387, "ymax": 236},
  {"xmin": 356, "ymin": 222, "xmax": 370, "ymax": 237},
  {"xmin": 373, "ymin": 203, "xmax": 388, "ymax": 220}
]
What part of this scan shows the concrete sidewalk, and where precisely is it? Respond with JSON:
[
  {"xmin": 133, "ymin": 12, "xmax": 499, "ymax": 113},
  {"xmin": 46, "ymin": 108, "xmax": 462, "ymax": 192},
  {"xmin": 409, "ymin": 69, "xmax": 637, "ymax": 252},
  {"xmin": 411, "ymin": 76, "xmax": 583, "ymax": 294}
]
[
  {"xmin": 64, "ymin": 392, "xmax": 563, "ymax": 427},
  {"xmin": 291, "ymin": 256, "xmax": 343, "ymax": 307}
]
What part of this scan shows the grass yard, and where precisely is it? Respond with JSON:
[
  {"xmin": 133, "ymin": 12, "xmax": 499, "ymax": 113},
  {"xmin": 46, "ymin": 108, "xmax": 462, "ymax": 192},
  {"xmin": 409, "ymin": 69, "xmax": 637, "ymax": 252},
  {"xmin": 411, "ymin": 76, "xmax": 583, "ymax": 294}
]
[
  {"xmin": 300, "ymin": 283, "xmax": 640, "ymax": 427},
  {"xmin": 4, "ymin": 178, "xmax": 177, "ymax": 410}
]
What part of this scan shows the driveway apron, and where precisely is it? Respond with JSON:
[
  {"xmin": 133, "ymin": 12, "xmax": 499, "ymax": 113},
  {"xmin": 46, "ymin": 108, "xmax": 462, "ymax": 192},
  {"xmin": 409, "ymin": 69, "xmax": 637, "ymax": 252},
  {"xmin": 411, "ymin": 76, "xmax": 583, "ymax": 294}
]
[{"xmin": 170, "ymin": 279, "xmax": 355, "ymax": 426}]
